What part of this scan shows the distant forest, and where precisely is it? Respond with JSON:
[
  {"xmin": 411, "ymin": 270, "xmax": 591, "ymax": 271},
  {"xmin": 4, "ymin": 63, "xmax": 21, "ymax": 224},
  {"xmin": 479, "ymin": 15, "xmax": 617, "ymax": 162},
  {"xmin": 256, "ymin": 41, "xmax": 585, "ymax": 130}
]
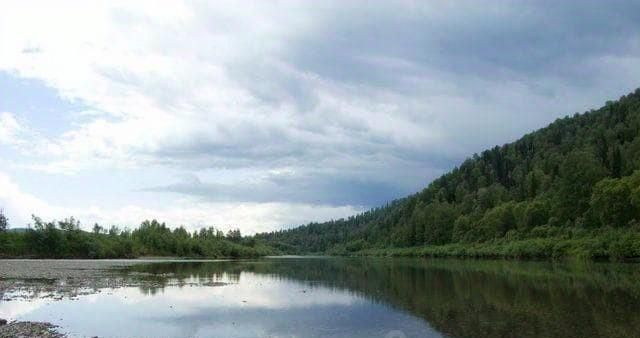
[
  {"xmin": 2, "ymin": 89, "xmax": 640, "ymax": 260},
  {"xmin": 256, "ymin": 88, "xmax": 640, "ymax": 260},
  {"xmin": 0, "ymin": 215, "xmax": 272, "ymax": 259}
]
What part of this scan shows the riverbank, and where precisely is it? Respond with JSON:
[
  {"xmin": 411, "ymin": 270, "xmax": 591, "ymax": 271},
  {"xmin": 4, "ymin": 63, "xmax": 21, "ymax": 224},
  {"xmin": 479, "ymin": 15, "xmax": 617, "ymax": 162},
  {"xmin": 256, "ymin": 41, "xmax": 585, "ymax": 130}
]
[
  {"xmin": 0, "ymin": 320, "xmax": 65, "ymax": 338},
  {"xmin": 0, "ymin": 259, "xmax": 231, "ymax": 338},
  {"xmin": 0, "ymin": 259, "xmax": 231, "ymax": 302},
  {"xmin": 341, "ymin": 232, "xmax": 640, "ymax": 261}
]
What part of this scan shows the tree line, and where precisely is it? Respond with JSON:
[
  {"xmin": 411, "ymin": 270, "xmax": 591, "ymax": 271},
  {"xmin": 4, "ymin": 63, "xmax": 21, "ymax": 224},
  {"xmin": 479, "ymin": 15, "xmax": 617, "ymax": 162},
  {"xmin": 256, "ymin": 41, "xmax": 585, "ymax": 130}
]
[{"xmin": 0, "ymin": 214, "xmax": 272, "ymax": 259}]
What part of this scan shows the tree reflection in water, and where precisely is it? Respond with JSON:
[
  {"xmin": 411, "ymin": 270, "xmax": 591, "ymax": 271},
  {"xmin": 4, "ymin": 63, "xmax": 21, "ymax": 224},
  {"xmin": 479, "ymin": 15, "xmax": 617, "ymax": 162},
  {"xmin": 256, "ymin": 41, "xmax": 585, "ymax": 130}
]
[{"xmin": 124, "ymin": 258, "xmax": 640, "ymax": 338}]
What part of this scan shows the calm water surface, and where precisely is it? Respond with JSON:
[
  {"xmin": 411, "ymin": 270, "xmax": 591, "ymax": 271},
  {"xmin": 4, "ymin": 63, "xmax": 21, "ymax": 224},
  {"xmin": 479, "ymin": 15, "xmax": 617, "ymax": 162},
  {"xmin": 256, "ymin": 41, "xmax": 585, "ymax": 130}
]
[{"xmin": 1, "ymin": 257, "xmax": 639, "ymax": 338}]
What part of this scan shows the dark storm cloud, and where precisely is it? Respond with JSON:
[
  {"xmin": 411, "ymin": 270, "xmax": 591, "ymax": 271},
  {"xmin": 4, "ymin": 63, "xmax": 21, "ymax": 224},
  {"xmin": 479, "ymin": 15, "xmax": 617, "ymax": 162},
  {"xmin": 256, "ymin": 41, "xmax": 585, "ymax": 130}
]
[
  {"xmin": 142, "ymin": 0, "xmax": 640, "ymax": 208},
  {"xmin": 281, "ymin": 1, "xmax": 640, "ymax": 86},
  {"xmin": 144, "ymin": 171, "xmax": 411, "ymax": 207}
]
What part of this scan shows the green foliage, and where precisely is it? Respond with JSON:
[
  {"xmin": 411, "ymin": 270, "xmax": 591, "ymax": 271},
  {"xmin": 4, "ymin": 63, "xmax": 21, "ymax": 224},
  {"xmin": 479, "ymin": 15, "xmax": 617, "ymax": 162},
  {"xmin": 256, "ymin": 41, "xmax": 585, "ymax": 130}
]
[
  {"xmin": 256, "ymin": 88, "xmax": 640, "ymax": 260},
  {"xmin": 351, "ymin": 227, "xmax": 640, "ymax": 261},
  {"xmin": 554, "ymin": 150, "xmax": 608, "ymax": 223},
  {"xmin": 590, "ymin": 175, "xmax": 637, "ymax": 227},
  {"xmin": 0, "ymin": 216, "xmax": 274, "ymax": 259},
  {"xmin": 423, "ymin": 201, "xmax": 457, "ymax": 245},
  {"xmin": 520, "ymin": 199, "xmax": 548, "ymax": 230},
  {"xmin": 478, "ymin": 202, "xmax": 517, "ymax": 239},
  {"xmin": 0, "ymin": 209, "xmax": 7, "ymax": 232},
  {"xmin": 451, "ymin": 215, "xmax": 471, "ymax": 242}
]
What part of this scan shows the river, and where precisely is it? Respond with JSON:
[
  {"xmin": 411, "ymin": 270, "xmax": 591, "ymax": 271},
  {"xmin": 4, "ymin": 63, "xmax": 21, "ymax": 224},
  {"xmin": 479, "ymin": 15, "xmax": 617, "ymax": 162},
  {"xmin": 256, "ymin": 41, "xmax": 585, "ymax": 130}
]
[{"xmin": 0, "ymin": 257, "xmax": 638, "ymax": 337}]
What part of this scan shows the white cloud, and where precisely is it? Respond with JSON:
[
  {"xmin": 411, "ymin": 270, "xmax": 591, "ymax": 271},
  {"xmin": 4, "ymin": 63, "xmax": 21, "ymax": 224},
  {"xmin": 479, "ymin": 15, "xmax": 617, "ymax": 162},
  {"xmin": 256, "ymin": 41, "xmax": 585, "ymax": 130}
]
[
  {"xmin": 0, "ymin": 171, "xmax": 55, "ymax": 222},
  {"xmin": 0, "ymin": 171, "xmax": 362, "ymax": 233},
  {"xmin": 0, "ymin": 112, "xmax": 22, "ymax": 145},
  {"xmin": 0, "ymin": 1, "xmax": 639, "ymax": 231},
  {"xmin": 0, "ymin": 1, "xmax": 447, "ymax": 175},
  {"xmin": 1, "ymin": 2, "xmax": 636, "ymax": 174},
  {"xmin": 113, "ymin": 272, "xmax": 358, "ymax": 309}
]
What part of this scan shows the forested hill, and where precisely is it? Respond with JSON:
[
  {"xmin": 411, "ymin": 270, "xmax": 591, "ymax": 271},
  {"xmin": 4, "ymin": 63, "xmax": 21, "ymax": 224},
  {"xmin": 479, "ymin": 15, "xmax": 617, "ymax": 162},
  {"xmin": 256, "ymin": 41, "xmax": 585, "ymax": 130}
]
[{"xmin": 256, "ymin": 88, "xmax": 640, "ymax": 259}]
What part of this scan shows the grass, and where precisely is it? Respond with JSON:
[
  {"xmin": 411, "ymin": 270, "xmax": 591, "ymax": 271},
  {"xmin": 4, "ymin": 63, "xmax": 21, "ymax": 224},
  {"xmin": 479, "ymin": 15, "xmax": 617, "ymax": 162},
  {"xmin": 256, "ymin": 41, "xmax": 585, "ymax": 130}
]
[{"xmin": 338, "ymin": 228, "xmax": 640, "ymax": 261}]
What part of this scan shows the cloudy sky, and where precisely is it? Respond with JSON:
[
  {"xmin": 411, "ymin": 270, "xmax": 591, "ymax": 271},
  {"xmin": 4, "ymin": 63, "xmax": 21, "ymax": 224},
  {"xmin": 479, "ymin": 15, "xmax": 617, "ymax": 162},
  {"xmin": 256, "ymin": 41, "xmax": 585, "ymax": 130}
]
[{"xmin": 1, "ymin": 1, "xmax": 640, "ymax": 233}]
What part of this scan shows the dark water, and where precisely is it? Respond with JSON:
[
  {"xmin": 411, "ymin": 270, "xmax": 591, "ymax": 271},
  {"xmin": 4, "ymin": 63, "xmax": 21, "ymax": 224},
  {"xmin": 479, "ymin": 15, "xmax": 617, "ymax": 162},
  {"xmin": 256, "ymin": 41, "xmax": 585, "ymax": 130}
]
[{"xmin": 1, "ymin": 257, "xmax": 639, "ymax": 338}]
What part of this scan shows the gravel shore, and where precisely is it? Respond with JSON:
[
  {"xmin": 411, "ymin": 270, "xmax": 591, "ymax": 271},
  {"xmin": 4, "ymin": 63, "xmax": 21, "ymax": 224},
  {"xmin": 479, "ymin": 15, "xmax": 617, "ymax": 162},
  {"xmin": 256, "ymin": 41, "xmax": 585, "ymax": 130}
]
[
  {"xmin": 0, "ymin": 259, "xmax": 145, "ymax": 302},
  {"xmin": 0, "ymin": 320, "xmax": 66, "ymax": 338},
  {"xmin": 0, "ymin": 260, "xmax": 144, "ymax": 337},
  {"xmin": 0, "ymin": 259, "xmax": 229, "ymax": 337}
]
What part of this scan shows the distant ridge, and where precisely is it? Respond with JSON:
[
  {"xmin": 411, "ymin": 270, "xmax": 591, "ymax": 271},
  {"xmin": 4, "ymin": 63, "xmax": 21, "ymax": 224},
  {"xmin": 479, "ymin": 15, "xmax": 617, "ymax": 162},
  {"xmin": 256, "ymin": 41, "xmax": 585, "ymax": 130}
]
[{"xmin": 257, "ymin": 88, "xmax": 640, "ymax": 259}]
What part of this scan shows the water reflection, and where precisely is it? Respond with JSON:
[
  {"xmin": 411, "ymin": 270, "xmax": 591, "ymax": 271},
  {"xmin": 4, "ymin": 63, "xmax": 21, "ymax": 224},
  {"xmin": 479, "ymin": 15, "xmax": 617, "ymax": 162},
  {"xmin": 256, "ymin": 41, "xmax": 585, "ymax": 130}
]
[{"xmin": 1, "ymin": 258, "xmax": 640, "ymax": 338}]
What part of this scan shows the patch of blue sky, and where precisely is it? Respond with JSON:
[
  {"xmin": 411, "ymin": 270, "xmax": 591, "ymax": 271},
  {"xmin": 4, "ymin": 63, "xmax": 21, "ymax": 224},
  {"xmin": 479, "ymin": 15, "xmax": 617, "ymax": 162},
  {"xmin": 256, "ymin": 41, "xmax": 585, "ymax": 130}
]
[{"xmin": 0, "ymin": 71, "xmax": 88, "ymax": 137}]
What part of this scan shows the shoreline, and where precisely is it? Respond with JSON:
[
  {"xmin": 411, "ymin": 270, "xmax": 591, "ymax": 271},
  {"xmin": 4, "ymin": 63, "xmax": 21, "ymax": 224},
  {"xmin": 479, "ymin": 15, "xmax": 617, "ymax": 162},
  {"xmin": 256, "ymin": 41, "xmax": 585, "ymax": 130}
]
[
  {"xmin": 0, "ymin": 320, "xmax": 65, "ymax": 338},
  {"xmin": 339, "ymin": 238, "xmax": 640, "ymax": 262}
]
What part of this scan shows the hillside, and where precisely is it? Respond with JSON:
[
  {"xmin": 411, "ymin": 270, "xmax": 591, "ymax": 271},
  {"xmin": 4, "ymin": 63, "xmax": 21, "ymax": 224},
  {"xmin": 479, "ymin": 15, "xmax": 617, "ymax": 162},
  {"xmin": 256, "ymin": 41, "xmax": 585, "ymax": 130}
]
[{"xmin": 256, "ymin": 88, "xmax": 640, "ymax": 259}]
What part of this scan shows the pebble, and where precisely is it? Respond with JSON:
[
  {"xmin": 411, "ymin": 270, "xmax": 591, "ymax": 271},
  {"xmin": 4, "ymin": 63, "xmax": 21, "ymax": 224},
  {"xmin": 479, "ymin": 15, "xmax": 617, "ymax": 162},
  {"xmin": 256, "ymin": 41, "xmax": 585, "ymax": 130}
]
[{"xmin": 0, "ymin": 321, "xmax": 66, "ymax": 338}]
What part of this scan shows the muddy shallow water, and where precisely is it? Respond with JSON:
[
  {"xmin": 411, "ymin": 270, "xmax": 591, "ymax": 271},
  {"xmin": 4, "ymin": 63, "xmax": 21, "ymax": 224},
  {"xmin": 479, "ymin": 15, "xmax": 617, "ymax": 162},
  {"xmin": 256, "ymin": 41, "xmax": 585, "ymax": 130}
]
[{"xmin": 1, "ymin": 257, "xmax": 639, "ymax": 338}]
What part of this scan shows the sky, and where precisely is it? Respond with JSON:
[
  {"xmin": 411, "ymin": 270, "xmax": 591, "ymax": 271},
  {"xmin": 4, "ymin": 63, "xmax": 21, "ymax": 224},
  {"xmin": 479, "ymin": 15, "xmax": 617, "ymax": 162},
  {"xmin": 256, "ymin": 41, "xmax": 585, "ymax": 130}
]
[{"xmin": 1, "ymin": 0, "xmax": 640, "ymax": 234}]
